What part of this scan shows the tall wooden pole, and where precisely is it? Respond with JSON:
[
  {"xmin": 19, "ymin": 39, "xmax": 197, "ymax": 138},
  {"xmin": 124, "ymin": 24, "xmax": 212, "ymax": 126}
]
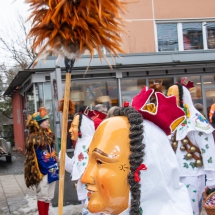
[{"xmin": 58, "ymin": 58, "xmax": 75, "ymax": 215}]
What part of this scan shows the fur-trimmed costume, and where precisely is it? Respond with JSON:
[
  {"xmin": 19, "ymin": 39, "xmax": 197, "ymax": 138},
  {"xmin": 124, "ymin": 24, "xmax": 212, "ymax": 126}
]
[
  {"xmin": 24, "ymin": 109, "xmax": 59, "ymax": 215},
  {"xmin": 24, "ymin": 115, "xmax": 58, "ymax": 188}
]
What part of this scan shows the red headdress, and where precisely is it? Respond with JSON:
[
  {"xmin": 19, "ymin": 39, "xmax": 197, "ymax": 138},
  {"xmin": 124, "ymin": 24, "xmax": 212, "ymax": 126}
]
[
  {"xmin": 180, "ymin": 77, "xmax": 195, "ymax": 91},
  {"xmin": 83, "ymin": 107, "xmax": 107, "ymax": 130},
  {"xmin": 132, "ymin": 87, "xmax": 186, "ymax": 135}
]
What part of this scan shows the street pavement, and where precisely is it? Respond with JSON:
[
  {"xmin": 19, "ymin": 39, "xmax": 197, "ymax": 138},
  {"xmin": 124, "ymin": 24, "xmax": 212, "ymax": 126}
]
[
  {"xmin": 0, "ymin": 152, "xmax": 208, "ymax": 215},
  {"xmin": 0, "ymin": 151, "xmax": 81, "ymax": 214}
]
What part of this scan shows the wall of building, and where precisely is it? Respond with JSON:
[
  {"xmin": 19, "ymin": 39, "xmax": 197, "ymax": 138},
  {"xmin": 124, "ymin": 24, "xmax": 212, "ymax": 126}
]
[
  {"xmin": 120, "ymin": 0, "xmax": 215, "ymax": 53},
  {"xmin": 12, "ymin": 91, "xmax": 25, "ymax": 153}
]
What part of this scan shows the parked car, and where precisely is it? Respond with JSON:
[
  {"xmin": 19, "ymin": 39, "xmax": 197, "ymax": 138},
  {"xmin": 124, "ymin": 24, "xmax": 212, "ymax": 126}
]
[{"xmin": 0, "ymin": 138, "xmax": 12, "ymax": 162}]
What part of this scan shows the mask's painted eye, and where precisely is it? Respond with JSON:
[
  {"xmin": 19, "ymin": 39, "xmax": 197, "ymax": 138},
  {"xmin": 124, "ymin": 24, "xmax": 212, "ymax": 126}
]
[{"xmin": 96, "ymin": 159, "xmax": 103, "ymax": 165}]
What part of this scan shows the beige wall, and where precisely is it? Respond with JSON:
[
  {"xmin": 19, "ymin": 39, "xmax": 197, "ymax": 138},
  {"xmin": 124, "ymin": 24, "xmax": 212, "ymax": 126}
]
[
  {"xmin": 120, "ymin": 0, "xmax": 215, "ymax": 54},
  {"xmin": 121, "ymin": 20, "xmax": 155, "ymax": 53},
  {"xmin": 123, "ymin": 0, "xmax": 153, "ymax": 19},
  {"xmin": 154, "ymin": 0, "xmax": 215, "ymax": 19}
]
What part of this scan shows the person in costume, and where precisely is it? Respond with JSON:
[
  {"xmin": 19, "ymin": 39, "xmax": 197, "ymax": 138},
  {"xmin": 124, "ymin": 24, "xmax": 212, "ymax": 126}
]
[
  {"xmin": 167, "ymin": 77, "xmax": 215, "ymax": 215},
  {"xmin": 81, "ymin": 87, "xmax": 193, "ymax": 215},
  {"xmin": 24, "ymin": 107, "xmax": 59, "ymax": 215},
  {"xmin": 60, "ymin": 106, "xmax": 106, "ymax": 215}
]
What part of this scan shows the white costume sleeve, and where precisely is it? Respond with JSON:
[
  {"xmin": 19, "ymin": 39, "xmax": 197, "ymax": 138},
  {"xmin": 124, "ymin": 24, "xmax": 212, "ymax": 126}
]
[
  {"xmin": 58, "ymin": 150, "xmax": 74, "ymax": 174},
  {"xmin": 193, "ymin": 132, "xmax": 215, "ymax": 171}
]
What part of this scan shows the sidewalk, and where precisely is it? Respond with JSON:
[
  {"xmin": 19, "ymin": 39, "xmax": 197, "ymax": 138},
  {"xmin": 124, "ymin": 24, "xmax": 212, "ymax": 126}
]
[
  {"xmin": 0, "ymin": 174, "xmax": 82, "ymax": 215},
  {"xmin": 0, "ymin": 174, "xmax": 36, "ymax": 214},
  {"xmin": 0, "ymin": 174, "xmax": 207, "ymax": 215}
]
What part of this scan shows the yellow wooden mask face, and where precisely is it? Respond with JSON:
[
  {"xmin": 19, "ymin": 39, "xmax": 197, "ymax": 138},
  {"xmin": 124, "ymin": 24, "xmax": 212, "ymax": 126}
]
[
  {"xmin": 167, "ymin": 85, "xmax": 179, "ymax": 105},
  {"xmin": 69, "ymin": 114, "xmax": 80, "ymax": 141},
  {"xmin": 81, "ymin": 116, "xmax": 130, "ymax": 214}
]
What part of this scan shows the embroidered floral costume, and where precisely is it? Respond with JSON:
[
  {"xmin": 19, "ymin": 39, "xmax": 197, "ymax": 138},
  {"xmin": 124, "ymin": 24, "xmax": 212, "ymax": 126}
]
[{"xmin": 168, "ymin": 78, "xmax": 215, "ymax": 215}]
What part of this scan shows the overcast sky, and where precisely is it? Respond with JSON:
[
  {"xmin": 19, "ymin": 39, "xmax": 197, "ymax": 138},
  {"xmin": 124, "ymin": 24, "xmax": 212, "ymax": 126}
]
[
  {"xmin": 0, "ymin": 0, "xmax": 29, "ymax": 22},
  {"xmin": 0, "ymin": 0, "xmax": 30, "ymax": 68}
]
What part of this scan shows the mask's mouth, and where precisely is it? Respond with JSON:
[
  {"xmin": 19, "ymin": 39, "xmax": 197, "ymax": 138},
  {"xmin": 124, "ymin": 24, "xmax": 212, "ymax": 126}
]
[{"xmin": 87, "ymin": 189, "xmax": 96, "ymax": 197}]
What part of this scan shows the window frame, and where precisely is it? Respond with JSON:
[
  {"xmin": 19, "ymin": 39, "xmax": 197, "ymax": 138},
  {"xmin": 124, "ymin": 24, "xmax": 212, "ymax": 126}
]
[{"xmin": 156, "ymin": 19, "xmax": 215, "ymax": 52}]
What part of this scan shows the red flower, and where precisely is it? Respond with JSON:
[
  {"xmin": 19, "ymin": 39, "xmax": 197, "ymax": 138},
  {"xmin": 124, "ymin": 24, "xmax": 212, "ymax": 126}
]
[{"xmin": 78, "ymin": 152, "xmax": 84, "ymax": 161}]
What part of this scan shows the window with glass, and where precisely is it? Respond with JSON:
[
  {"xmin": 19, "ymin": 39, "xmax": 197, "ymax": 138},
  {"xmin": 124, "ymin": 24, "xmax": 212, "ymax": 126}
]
[
  {"xmin": 206, "ymin": 22, "xmax": 215, "ymax": 49},
  {"xmin": 182, "ymin": 23, "xmax": 203, "ymax": 50},
  {"xmin": 25, "ymin": 86, "xmax": 35, "ymax": 115},
  {"xmin": 149, "ymin": 78, "xmax": 174, "ymax": 96},
  {"xmin": 157, "ymin": 23, "xmax": 178, "ymax": 51},
  {"xmin": 121, "ymin": 79, "xmax": 146, "ymax": 104},
  {"xmin": 69, "ymin": 79, "xmax": 118, "ymax": 112},
  {"xmin": 36, "ymin": 83, "xmax": 44, "ymax": 108},
  {"xmin": 203, "ymin": 75, "xmax": 215, "ymax": 119}
]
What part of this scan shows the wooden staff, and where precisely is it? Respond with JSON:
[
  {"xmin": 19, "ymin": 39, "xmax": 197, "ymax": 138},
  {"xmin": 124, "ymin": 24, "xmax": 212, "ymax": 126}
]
[{"xmin": 58, "ymin": 57, "xmax": 75, "ymax": 215}]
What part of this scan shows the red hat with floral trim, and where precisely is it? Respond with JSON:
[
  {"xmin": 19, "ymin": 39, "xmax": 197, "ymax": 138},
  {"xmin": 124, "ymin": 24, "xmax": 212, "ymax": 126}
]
[{"xmin": 131, "ymin": 86, "xmax": 186, "ymax": 135}]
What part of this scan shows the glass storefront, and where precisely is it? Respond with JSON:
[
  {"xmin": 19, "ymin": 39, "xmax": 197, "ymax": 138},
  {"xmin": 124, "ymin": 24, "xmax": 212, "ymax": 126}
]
[
  {"xmin": 121, "ymin": 79, "xmax": 146, "ymax": 103},
  {"xmin": 203, "ymin": 75, "xmax": 215, "ymax": 118},
  {"xmin": 24, "ymin": 72, "xmax": 215, "ymax": 139},
  {"xmin": 176, "ymin": 76, "xmax": 203, "ymax": 105},
  {"xmin": 149, "ymin": 77, "xmax": 174, "ymax": 96},
  {"xmin": 68, "ymin": 79, "xmax": 118, "ymax": 111}
]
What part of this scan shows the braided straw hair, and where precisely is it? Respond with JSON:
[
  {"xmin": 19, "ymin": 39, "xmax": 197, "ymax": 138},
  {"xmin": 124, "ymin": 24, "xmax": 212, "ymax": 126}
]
[
  {"xmin": 113, "ymin": 107, "xmax": 145, "ymax": 215},
  {"xmin": 175, "ymin": 83, "xmax": 184, "ymax": 108}
]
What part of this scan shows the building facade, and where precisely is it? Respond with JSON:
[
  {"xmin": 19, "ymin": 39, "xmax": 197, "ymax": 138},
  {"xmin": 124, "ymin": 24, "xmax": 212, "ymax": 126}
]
[{"xmin": 4, "ymin": 0, "xmax": 215, "ymax": 152}]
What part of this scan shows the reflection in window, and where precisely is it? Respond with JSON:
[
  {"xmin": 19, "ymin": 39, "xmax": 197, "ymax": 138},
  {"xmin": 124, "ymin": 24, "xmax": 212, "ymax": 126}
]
[
  {"xmin": 206, "ymin": 22, "xmax": 215, "ymax": 49},
  {"xmin": 176, "ymin": 76, "xmax": 202, "ymax": 105},
  {"xmin": 44, "ymin": 83, "xmax": 54, "ymax": 132},
  {"xmin": 26, "ymin": 86, "xmax": 35, "ymax": 115},
  {"xmin": 149, "ymin": 78, "xmax": 174, "ymax": 96},
  {"xmin": 157, "ymin": 23, "xmax": 178, "ymax": 51},
  {"xmin": 36, "ymin": 83, "xmax": 44, "ymax": 109},
  {"xmin": 69, "ymin": 79, "xmax": 118, "ymax": 111},
  {"xmin": 182, "ymin": 23, "xmax": 203, "ymax": 50},
  {"xmin": 203, "ymin": 75, "xmax": 215, "ymax": 86},
  {"xmin": 121, "ymin": 79, "xmax": 146, "ymax": 103}
]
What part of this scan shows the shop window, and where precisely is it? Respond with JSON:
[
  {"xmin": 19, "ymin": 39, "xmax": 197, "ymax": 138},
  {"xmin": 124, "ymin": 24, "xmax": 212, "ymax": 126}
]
[
  {"xmin": 206, "ymin": 22, "xmax": 215, "ymax": 49},
  {"xmin": 203, "ymin": 75, "xmax": 215, "ymax": 119},
  {"xmin": 182, "ymin": 23, "xmax": 203, "ymax": 50},
  {"xmin": 149, "ymin": 78, "xmax": 174, "ymax": 96},
  {"xmin": 157, "ymin": 23, "xmax": 178, "ymax": 51},
  {"xmin": 203, "ymin": 75, "xmax": 215, "ymax": 86},
  {"xmin": 121, "ymin": 79, "xmax": 146, "ymax": 103},
  {"xmin": 176, "ymin": 76, "xmax": 202, "ymax": 105},
  {"xmin": 69, "ymin": 79, "xmax": 118, "ymax": 112}
]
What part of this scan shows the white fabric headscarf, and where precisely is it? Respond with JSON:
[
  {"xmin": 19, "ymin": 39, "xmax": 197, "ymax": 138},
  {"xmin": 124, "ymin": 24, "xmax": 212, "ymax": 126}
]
[
  {"xmin": 119, "ymin": 119, "xmax": 193, "ymax": 215},
  {"xmin": 176, "ymin": 86, "xmax": 214, "ymax": 140},
  {"xmin": 65, "ymin": 115, "xmax": 95, "ymax": 181}
]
